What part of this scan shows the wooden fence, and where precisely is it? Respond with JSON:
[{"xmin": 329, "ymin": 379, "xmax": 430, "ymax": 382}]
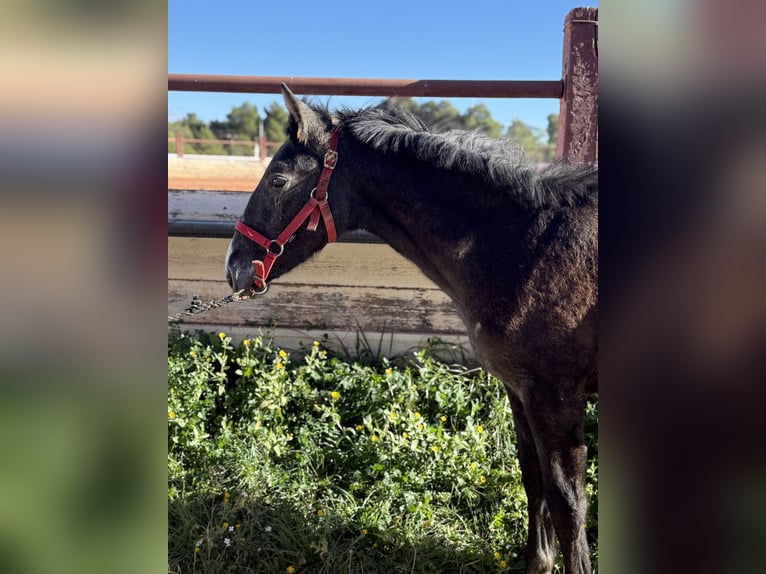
[
  {"xmin": 168, "ymin": 133, "xmax": 283, "ymax": 160},
  {"xmin": 167, "ymin": 7, "xmax": 598, "ymax": 352}
]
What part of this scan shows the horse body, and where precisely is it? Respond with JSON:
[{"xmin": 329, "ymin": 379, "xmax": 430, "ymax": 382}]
[{"xmin": 226, "ymin": 85, "xmax": 597, "ymax": 574}]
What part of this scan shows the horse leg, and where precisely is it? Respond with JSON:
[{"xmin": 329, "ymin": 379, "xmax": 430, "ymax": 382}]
[
  {"xmin": 525, "ymin": 386, "xmax": 591, "ymax": 574},
  {"xmin": 506, "ymin": 389, "xmax": 556, "ymax": 574}
]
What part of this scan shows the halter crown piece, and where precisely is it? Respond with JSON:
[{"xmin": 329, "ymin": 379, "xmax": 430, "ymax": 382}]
[{"xmin": 234, "ymin": 130, "xmax": 339, "ymax": 293}]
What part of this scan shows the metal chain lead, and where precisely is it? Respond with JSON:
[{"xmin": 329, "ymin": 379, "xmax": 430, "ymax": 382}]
[{"xmin": 168, "ymin": 289, "xmax": 251, "ymax": 323}]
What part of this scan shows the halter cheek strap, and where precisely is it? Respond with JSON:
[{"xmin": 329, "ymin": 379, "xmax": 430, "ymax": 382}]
[{"xmin": 234, "ymin": 130, "xmax": 339, "ymax": 293}]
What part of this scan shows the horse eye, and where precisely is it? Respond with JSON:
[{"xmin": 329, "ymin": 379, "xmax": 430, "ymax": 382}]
[{"xmin": 270, "ymin": 176, "xmax": 288, "ymax": 188}]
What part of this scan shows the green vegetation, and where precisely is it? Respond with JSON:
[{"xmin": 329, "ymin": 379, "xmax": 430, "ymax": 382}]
[
  {"xmin": 168, "ymin": 329, "xmax": 597, "ymax": 573},
  {"xmin": 168, "ymin": 113, "xmax": 226, "ymax": 155},
  {"xmin": 168, "ymin": 99, "xmax": 558, "ymax": 161},
  {"xmin": 505, "ymin": 113, "xmax": 559, "ymax": 164}
]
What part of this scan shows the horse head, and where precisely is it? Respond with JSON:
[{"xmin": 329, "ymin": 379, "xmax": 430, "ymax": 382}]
[{"xmin": 225, "ymin": 85, "xmax": 344, "ymax": 294}]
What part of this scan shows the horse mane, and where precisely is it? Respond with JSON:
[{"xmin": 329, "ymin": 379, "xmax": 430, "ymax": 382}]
[{"xmin": 330, "ymin": 105, "xmax": 597, "ymax": 208}]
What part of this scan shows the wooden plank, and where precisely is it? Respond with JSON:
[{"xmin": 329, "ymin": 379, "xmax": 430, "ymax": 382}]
[
  {"xmin": 169, "ymin": 237, "xmax": 440, "ymax": 289},
  {"xmin": 168, "ymin": 190, "xmax": 249, "ymax": 222},
  {"xmin": 171, "ymin": 325, "xmax": 475, "ymax": 362},
  {"xmin": 169, "ymin": 280, "xmax": 464, "ymax": 334}
]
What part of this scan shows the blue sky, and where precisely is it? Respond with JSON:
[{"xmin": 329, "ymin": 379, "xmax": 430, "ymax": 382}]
[{"xmin": 168, "ymin": 1, "xmax": 596, "ymax": 133}]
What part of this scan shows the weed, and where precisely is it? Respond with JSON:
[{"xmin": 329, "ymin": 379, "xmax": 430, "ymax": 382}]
[{"xmin": 168, "ymin": 328, "xmax": 598, "ymax": 573}]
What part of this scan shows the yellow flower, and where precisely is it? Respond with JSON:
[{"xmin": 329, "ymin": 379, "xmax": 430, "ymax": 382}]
[
  {"xmin": 480, "ymin": 475, "xmax": 487, "ymax": 483},
  {"xmin": 189, "ymin": 350, "xmax": 197, "ymax": 357},
  {"xmin": 169, "ymin": 411, "xmax": 176, "ymax": 419},
  {"xmin": 417, "ymin": 423, "xmax": 424, "ymax": 430},
  {"xmin": 402, "ymin": 432, "xmax": 409, "ymax": 439},
  {"xmin": 361, "ymin": 529, "xmax": 368, "ymax": 535},
  {"xmin": 276, "ymin": 362, "xmax": 284, "ymax": 370},
  {"xmin": 385, "ymin": 368, "xmax": 392, "ymax": 375},
  {"xmin": 494, "ymin": 551, "xmax": 501, "ymax": 559},
  {"xmin": 223, "ymin": 522, "xmax": 229, "ymax": 528},
  {"xmin": 389, "ymin": 412, "xmax": 397, "ymax": 420},
  {"xmin": 477, "ymin": 425, "xmax": 484, "ymax": 434},
  {"xmin": 316, "ymin": 509, "xmax": 324, "ymax": 517},
  {"xmin": 500, "ymin": 560, "xmax": 507, "ymax": 568},
  {"xmin": 235, "ymin": 524, "xmax": 241, "ymax": 529},
  {"xmin": 331, "ymin": 391, "xmax": 340, "ymax": 400},
  {"xmin": 470, "ymin": 462, "xmax": 477, "ymax": 470},
  {"xmin": 287, "ymin": 567, "xmax": 295, "ymax": 574},
  {"xmin": 279, "ymin": 350, "xmax": 287, "ymax": 358},
  {"xmin": 355, "ymin": 424, "xmax": 363, "ymax": 431},
  {"xmin": 194, "ymin": 547, "xmax": 200, "ymax": 553},
  {"xmin": 320, "ymin": 350, "xmax": 327, "ymax": 357},
  {"xmin": 243, "ymin": 339, "xmax": 251, "ymax": 347},
  {"xmin": 313, "ymin": 340, "xmax": 320, "ymax": 347},
  {"xmin": 414, "ymin": 412, "xmax": 422, "ymax": 419},
  {"xmin": 431, "ymin": 446, "xmax": 439, "ymax": 453},
  {"xmin": 440, "ymin": 415, "xmax": 447, "ymax": 422},
  {"xmin": 223, "ymin": 491, "xmax": 230, "ymax": 500},
  {"xmin": 218, "ymin": 331, "xmax": 226, "ymax": 339},
  {"xmin": 371, "ymin": 434, "xmax": 379, "ymax": 442}
]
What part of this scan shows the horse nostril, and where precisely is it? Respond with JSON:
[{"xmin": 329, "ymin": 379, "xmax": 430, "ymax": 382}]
[
  {"xmin": 225, "ymin": 262, "xmax": 241, "ymax": 288},
  {"xmin": 226, "ymin": 262, "xmax": 254, "ymax": 292}
]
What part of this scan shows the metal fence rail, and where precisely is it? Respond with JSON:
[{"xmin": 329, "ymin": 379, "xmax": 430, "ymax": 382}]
[{"xmin": 168, "ymin": 75, "xmax": 564, "ymax": 99}]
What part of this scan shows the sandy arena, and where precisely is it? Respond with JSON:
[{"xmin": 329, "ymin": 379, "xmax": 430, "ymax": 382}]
[{"xmin": 168, "ymin": 154, "xmax": 270, "ymax": 192}]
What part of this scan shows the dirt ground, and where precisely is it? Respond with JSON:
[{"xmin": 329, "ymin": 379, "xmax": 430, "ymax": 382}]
[{"xmin": 168, "ymin": 155, "xmax": 270, "ymax": 192}]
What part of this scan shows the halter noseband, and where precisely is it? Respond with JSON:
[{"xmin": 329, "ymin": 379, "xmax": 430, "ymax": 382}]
[{"xmin": 234, "ymin": 130, "xmax": 339, "ymax": 294}]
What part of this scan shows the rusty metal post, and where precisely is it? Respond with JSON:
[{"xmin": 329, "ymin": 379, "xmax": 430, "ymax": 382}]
[
  {"xmin": 556, "ymin": 7, "xmax": 598, "ymax": 164},
  {"xmin": 175, "ymin": 131, "xmax": 184, "ymax": 158},
  {"xmin": 259, "ymin": 135, "xmax": 267, "ymax": 161}
]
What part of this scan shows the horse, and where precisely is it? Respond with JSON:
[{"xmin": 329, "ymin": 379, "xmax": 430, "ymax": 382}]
[{"xmin": 225, "ymin": 84, "xmax": 598, "ymax": 574}]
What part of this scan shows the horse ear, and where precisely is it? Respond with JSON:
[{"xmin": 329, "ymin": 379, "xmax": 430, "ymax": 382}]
[{"xmin": 281, "ymin": 83, "xmax": 329, "ymax": 147}]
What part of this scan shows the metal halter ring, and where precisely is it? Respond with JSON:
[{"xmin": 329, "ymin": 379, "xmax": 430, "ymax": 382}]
[
  {"xmin": 250, "ymin": 282, "xmax": 268, "ymax": 296},
  {"xmin": 310, "ymin": 187, "xmax": 328, "ymax": 201},
  {"xmin": 267, "ymin": 240, "xmax": 285, "ymax": 256}
]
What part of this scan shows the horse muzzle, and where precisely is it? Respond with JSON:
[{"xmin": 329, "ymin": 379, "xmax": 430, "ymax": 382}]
[{"xmin": 224, "ymin": 244, "xmax": 261, "ymax": 293}]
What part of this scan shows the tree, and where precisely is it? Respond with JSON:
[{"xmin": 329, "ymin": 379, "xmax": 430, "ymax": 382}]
[
  {"xmin": 209, "ymin": 102, "xmax": 262, "ymax": 156},
  {"xmin": 168, "ymin": 113, "xmax": 225, "ymax": 155},
  {"xmin": 546, "ymin": 114, "xmax": 559, "ymax": 146},
  {"xmin": 225, "ymin": 102, "xmax": 261, "ymax": 138},
  {"xmin": 463, "ymin": 103, "xmax": 503, "ymax": 138},
  {"xmin": 263, "ymin": 102, "xmax": 289, "ymax": 156},
  {"xmin": 417, "ymin": 100, "xmax": 462, "ymax": 131},
  {"xmin": 376, "ymin": 97, "xmax": 420, "ymax": 116},
  {"xmin": 379, "ymin": 98, "xmax": 503, "ymax": 137},
  {"xmin": 506, "ymin": 119, "xmax": 547, "ymax": 163},
  {"xmin": 169, "ymin": 101, "xmax": 557, "ymax": 163},
  {"xmin": 168, "ymin": 122, "xmax": 191, "ymax": 154},
  {"xmin": 536, "ymin": 113, "xmax": 560, "ymax": 163},
  {"xmin": 506, "ymin": 119, "xmax": 541, "ymax": 147}
]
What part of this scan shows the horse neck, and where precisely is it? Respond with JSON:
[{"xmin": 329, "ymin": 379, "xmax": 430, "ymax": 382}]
[{"xmin": 341, "ymin": 144, "xmax": 520, "ymax": 299}]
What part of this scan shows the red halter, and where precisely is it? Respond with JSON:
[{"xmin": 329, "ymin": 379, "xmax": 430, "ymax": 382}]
[{"xmin": 234, "ymin": 131, "xmax": 339, "ymax": 293}]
